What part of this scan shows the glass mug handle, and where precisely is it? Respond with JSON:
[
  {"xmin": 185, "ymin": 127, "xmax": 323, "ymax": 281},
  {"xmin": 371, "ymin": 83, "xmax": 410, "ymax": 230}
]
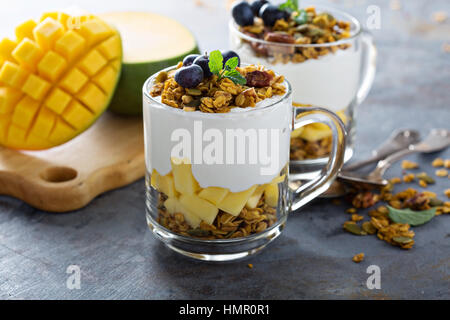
[
  {"xmin": 290, "ymin": 107, "xmax": 346, "ymax": 211},
  {"xmin": 356, "ymin": 30, "xmax": 377, "ymax": 105}
]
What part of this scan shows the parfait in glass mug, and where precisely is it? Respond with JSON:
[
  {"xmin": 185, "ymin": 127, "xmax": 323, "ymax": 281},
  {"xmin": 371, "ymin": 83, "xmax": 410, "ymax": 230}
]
[
  {"xmin": 143, "ymin": 50, "xmax": 346, "ymax": 261},
  {"xmin": 229, "ymin": 1, "xmax": 376, "ymax": 175}
]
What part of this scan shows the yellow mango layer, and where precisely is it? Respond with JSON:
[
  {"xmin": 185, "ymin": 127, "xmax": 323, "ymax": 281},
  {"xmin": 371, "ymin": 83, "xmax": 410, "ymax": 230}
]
[{"xmin": 0, "ymin": 12, "xmax": 122, "ymax": 150}]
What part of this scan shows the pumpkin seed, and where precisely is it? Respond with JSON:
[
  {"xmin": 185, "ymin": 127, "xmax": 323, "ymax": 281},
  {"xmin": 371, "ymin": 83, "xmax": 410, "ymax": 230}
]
[
  {"xmin": 343, "ymin": 223, "xmax": 367, "ymax": 236},
  {"xmin": 392, "ymin": 236, "xmax": 414, "ymax": 244},
  {"xmin": 362, "ymin": 221, "xmax": 377, "ymax": 235},
  {"xmin": 416, "ymin": 172, "xmax": 435, "ymax": 184},
  {"xmin": 186, "ymin": 88, "xmax": 202, "ymax": 96},
  {"xmin": 185, "ymin": 98, "xmax": 201, "ymax": 108},
  {"xmin": 388, "ymin": 205, "xmax": 436, "ymax": 226},
  {"xmin": 155, "ymin": 71, "xmax": 168, "ymax": 83},
  {"xmin": 429, "ymin": 197, "xmax": 444, "ymax": 207}
]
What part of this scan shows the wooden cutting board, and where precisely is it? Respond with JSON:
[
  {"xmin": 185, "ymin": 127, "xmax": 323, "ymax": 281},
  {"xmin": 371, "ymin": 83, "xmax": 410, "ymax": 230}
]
[{"xmin": 0, "ymin": 112, "xmax": 145, "ymax": 212}]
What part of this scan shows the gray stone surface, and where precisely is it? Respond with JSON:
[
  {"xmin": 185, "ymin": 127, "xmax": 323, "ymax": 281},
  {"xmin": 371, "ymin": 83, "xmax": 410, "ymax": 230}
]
[{"xmin": 0, "ymin": 0, "xmax": 449, "ymax": 299}]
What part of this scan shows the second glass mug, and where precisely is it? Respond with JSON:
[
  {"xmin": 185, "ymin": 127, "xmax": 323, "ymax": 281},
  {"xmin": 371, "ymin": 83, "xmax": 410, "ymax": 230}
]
[
  {"xmin": 229, "ymin": 5, "xmax": 376, "ymax": 177},
  {"xmin": 143, "ymin": 68, "xmax": 346, "ymax": 261}
]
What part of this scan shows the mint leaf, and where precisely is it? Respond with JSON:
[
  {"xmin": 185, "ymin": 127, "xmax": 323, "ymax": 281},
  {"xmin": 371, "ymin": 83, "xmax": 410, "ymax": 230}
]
[
  {"xmin": 387, "ymin": 206, "xmax": 436, "ymax": 226},
  {"xmin": 279, "ymin": 0, "xmax": 298, "ymax": 12},
  {"xmin": 208, "ymin": 50, "xmax": 223, "ymax": 76},
  {"xmin": 294, "ymin": 9, "xmax": 308, "ymax": 25},
  {"xmin": 224, "ymin": 69, "xmax": 246, "ymax": 85},
  {"xmin": 225, "ymin": 57, "xmax": 239, "ymax": 71}
]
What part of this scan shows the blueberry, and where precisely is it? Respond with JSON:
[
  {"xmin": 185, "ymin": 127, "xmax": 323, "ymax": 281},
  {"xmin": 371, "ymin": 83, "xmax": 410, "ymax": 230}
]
[
  {"xmin": 183, "ymin": 54, "xmax": 200, "ymax": 66},
  {"xmin": 259, "ymin": 4, "xmax": 285, "ymax": 27},
  {"xmin": 193, "ymin": 55, "xmax": 213, "ymax": 78},
  {"xmin": 231, "ymin": 1, "xmax": 254, "ymax": 27},
  {"xmin": 221, "ymin": 50, "xmax": 240, "ymax": 68},
  {"xmin": 250, "ymin": 0, "xmax": 268, "ymax": 17},
  {"xmin": 174, "ymin": 65, "xmax": 204, "ymax": 88}
]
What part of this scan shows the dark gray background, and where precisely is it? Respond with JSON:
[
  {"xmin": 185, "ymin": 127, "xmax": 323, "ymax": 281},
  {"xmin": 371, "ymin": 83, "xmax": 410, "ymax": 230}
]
[{"xmin": 0, "ymin": 0, "xmax": 449, "ymax": 299}]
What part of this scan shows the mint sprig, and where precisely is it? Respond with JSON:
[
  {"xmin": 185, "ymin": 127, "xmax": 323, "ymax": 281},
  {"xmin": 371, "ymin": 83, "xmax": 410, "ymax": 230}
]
[
  {"xmin": 208, "ymin": 50, "xmax": 246, "ymax": 85},
  {"xmin": 279, "ymin": 0, "xmax": 298, "ymax": 12}
]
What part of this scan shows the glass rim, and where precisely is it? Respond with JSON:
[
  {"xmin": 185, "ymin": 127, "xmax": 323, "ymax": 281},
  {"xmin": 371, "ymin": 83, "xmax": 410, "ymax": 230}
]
[
  {"xmin": 228, "ymin": 4, "xmax": 362, "ymax": 49},
  {"xmin": 143, "ymin": 65, "xmax": 292, "ymax": 117}
]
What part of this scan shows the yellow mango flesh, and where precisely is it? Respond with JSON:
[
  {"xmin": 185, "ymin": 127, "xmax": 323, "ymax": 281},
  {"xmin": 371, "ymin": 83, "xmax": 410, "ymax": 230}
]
[
  {"xmin": 291, "ymin": 109, "xmax": 347, "ymax": 142},
  {"xmin": 264, "ymin": 184, "xmax": 279, "ymax": 207},
  {"xmin": 0, "ymin": 12, "xmax": 122, "ymax": 150},
  {"xmin": 164, "ymin": 197, "xmax": 202, "ymax": 229},
  {"xmin": 217, "ymin": 185, "xmax": 257, "ymax": 216}
]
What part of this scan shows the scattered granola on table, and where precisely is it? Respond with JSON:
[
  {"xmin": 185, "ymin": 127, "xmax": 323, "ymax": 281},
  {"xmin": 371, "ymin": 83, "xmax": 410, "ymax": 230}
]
[
  {"xmin": 340, "ymin": 156, "xmax": 450, "ymax": 251},
  {"xmin": 352, "ymin": 253, "xmax": 365, "ymax": 263}
]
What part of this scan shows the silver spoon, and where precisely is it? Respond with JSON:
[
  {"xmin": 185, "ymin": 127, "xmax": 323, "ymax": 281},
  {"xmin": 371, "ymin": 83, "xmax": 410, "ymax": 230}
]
[
  {"xmin": 323, "ymin": 129, "xmax": 450, "ymax": 197},
  {"xmin": 343, "ymin": 129, "xmax": 421, "ymax": 171}
]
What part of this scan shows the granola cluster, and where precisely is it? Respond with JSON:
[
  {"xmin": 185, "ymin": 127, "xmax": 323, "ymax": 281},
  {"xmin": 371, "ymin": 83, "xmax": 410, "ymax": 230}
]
[
  {"xmin": 157, "ymin": 193, "xmax": 277, "ymax": 240},
  {"xmin": 150, "ymin": 63, "xmax": 286, "ymax": 113},
  {"xmin": 240, "ymin": 6, "xmax": 352, "ymax": 64},
  {"xmin": 341, "ymin": 156, "xmax": 450, "ymax": 251},
  {"xmin": 290, "ymin": 135, "xmax": 332, "ymax": 160}
]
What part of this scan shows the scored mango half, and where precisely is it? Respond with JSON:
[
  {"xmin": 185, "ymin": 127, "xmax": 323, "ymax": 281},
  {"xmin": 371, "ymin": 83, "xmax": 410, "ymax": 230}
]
[{"xmin": 0, "ymin": 11, "xmax": 122, "ymax": 149}]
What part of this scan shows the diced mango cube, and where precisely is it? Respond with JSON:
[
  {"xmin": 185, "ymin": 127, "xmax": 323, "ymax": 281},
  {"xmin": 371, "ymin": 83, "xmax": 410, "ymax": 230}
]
[
  {"xmin": 45, "ymin": 88, "xmax": 71, "ymax": 114},
  {"xmin": 0, "ymin": 38, "xmax": 17, "ymax": 61},
  {"xmin": 198, "ymin": 187, "xmax": 229, "ymax": 206},
  {"xmin": 97, "ymin": 34, "xmax": 121, "ymax": 60},
  {"xmin": 11, "ymin": 96, "xmax": 40, "ymax": 129},
  {"xmin": 54, "ymin": 30, "xmax": 86, "ymax": 62},
  {"xmin": 77, "ymin": 83, "xmax": 107, "ymax": 113},
  {"xmin": 151, "ymin": 170, "xmax": 178, "ymax": 198},
  {"xmin": 62, "ymin": 100, "xmax": 93, "ymax": 130},
  {"xmin": 12, "ymin": 38, "xmax": 43, "ymax": 69},
  {"xmin": 59, "ymin": 67, "xmax": 88, "ymax": 94},
  {"xmin": 299, "ymin": 125, "xmax": 333, "ymax": 142},
  {"xmin": 29, "ymin": 107, "xmax": 56, "ymax": 138},
  {"xmin": 0, "ymin": 87, "xmax": 22, "ymax": 114},
  {"xmin": 26, "ymin": 133, "xmax": 52, "ymax": 149},
  {"xmin": 40, "ymin": 12, "xmax": 59, "ymax": 22},
  {"xmin": 290, "ymin": 126, "xmax": 304, "ymax": 138},
  {"xmin": 0, "ymin": 61, "xmax": 29, "ymax": 88},
  {"xmin": 171, "ymin": 158, "xmax": 200, "ymax": 195},
  {"xmin": 7, "ymin": 124, "xmax": 27, "ymax": 145},
  {"xmin": 0, "ymin": 114, "xmax": 9, "ymax": 141},
  {"xmin": 218, "ymin": 185, "xmax": 257, "ymax": 216},
  {"xmin": 78, "ymin": 49, "xmax": 107, "ymax": 76},
  {"xmin": 92, "ymin": 66, "xmax": 116, "ymax": 93},
  {"xmin": 22, "ymin": 74, "xmax": 51, "ymax": 101},
  {"xmin": 37, "ymin": 51, "xmax": 67, "ymax": 81},
  {"xmin": 264, "ymin": 184, "xmax": 279, "ymax": 207},
  {"xmin": 57, "ymin": 12, "xmax": 71, "ymax": 30},
  {"xmin": 77, "ymin": 19, "xmax": 112, "ymax": 46},
  {"xmin": 246, "ymin": 185, "xmax": 266, "ymax": 209},
  {"xmin": 48, "ymin": 118, "xmax": 74, "ymax": 144},
  {"xmin": 179, "ymin": 194, "xmax": 219, "ymax": 225},
  {"xmin": 15, "ymin": 20, "xmax": 38, "ymax": 41},
  {"xmin": 33, "ymin": 18, "xmax": 64, "ymax": 50},
  {"xmin": 164, "ymin": 198, "xmax": 202, "ymax": 229}
]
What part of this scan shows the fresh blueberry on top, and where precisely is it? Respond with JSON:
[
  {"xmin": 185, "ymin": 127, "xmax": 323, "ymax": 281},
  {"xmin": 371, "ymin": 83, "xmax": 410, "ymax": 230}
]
[
  {"xmin": 183, "ymin": 54, "xmax": 200, "ymax": 66},
  {"xmin": 221, "ymin": 50, "xmax": 241, "ymax": 68},
  {"xmin": 231, "ymin": 1, "xmax": 255, "ymax": 27},
  {"xmin": 259, "ymin": 4, "xmax": 286, "ymax": 27},
  {"xmin": 193, "ymin": 55, "xmax": 213, "ymax": 78},
  {"xmin": 174, "ymin": 65, "xmax": 204, "ymax": 88},
  {"xmin": 251, "ymin": 0, "xmax": 268, "ymax": 17}
]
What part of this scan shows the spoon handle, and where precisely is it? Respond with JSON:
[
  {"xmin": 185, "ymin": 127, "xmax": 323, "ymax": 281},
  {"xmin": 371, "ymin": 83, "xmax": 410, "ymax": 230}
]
[{"xmin": 367, "ymin": 148, "xmax": 416, "ymax": 180}]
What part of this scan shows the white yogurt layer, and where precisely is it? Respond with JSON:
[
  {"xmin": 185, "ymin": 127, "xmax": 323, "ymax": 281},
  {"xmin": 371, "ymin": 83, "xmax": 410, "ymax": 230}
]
[
  {"xmin": 236, "ymin": 44, "xmax": 361, "ymax": 111},
  {"xmin": 143, "ymin": 88, "xmax": 292, "ymax": 193}
]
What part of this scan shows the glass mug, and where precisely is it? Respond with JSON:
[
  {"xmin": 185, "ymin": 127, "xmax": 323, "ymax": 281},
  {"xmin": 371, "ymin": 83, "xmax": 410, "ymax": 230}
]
[
  {"xmin": 143, "ymin": 67, "xmax": 346, "ymax": 261},
  {"xmin": 229, "ymin": 5, "xmax": 376, "ymax": 177}
]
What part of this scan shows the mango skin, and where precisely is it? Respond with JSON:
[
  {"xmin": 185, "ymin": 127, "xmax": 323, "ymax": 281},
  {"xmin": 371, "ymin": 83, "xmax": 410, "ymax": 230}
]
[{"xmin": 108, "ymin": 47, "xmax": 199, "ymax": 116}]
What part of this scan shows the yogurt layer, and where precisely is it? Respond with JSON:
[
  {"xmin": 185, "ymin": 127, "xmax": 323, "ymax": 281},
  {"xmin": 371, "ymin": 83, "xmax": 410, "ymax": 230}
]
[
  {"xmin": 236, "ymin": 44, "xmax": 361, "ymax": 111},
  {"xmin": 143, "ymin": 87, "xmax": 292, "ymax": 192}
]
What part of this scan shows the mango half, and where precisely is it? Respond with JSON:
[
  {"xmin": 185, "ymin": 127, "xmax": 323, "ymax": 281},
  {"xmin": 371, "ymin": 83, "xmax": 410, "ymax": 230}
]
[{"xmin": 0, "ymin": 12, "xmax": 122, "ymax": 149}]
